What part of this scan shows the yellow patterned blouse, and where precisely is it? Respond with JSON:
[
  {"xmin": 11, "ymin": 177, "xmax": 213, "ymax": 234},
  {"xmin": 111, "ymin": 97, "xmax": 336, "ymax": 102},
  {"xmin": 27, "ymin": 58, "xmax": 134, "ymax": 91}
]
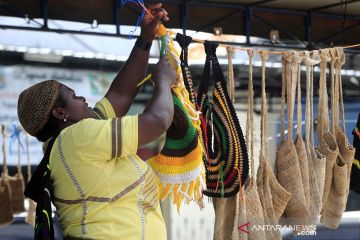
[{"xmin": 49, "ymin": 97, "xmax": 167, "ymax": 240}]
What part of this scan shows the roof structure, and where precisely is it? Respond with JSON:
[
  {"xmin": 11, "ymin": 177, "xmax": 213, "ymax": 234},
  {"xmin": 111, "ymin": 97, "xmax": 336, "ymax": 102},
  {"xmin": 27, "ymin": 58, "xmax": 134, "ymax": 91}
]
[{"xmin": 0, "ymin": 0, "xmax": 359, "ymax": 52}]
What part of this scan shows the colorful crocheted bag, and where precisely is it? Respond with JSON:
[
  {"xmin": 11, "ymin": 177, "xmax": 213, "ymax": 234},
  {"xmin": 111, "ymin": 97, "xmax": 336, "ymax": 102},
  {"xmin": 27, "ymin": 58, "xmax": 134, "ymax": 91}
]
[
  {"xmin": 196, "ymin": 41, "xmax": 249, "ymax": 198},
  {"xmin": 148, "ymin": 25, "xmax": 206, "ymax": 210}
]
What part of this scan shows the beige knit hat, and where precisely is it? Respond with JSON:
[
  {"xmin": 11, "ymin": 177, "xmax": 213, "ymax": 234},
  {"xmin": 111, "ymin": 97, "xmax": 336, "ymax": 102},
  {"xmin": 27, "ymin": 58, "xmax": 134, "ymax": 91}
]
[{"xmin": 17, "ymin": 80, "xmax": 62, "ymax": 136}]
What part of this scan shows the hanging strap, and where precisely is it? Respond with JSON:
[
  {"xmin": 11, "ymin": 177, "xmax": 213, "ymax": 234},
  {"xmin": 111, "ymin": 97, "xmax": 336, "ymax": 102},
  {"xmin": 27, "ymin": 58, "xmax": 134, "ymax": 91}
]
[
  {"xmin": 294, "ymin": 53, "xmax": 304, "ymax": 136},
  {"xmin": 335, "ymin": 47, "xmax": 346, "ymax": 132},
  {"xmin": 287, "ymin": 51, "xmax": 298, "ymax": 139},
  {"xmin": 259, "ymin": 50, "xmax": 269, "ymax": 160},
  {"xmin": 317, "ymin": 49, "xmax": 331, "ymax": 143},
  {"xmin": 1, "ymin": 124, "xmax": 8, "ymax": 176},
  {"xmin": 246, "ymin": 49, "xmax": 255, "ymax": 178},
  {"xmin": 329, "ymin": 48, "xmax": 338, "ymax": 134},
  {"xmin": 283, "ymin": 52, "xmax": 293, "ymax": 139},
  {"xmin": 303, "ymin": 51, "xmax": 321, "ymax": 146},
  {"xmin": 17, "ymin": 127, "xmax": 22, "ymax": 177},
  {"xmin": 227, "ymin": 46, "xmax": 236, "ymax": 103},
  {"xmin": 280, "ymin": 54, "xmax": 288, "ymax": 142}
]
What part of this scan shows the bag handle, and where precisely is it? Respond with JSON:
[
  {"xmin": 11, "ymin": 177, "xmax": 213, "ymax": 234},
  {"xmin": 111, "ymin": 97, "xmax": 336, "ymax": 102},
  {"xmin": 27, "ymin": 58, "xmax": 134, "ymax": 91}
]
[
  {"xmin": 246, "ymin": 49, "xmax": 255, "ymax": 177},
  {"xmin": 335, "ymin": 47, "xmax": 346, "ymax": 132},
  {"xmin": 227, "ymin": 46, "xmax": 236, "ymax": 103},
  {"xmin": 17, "ymin": 127, "xmax": 22, "ymax": 177},
  {"xmin": 1, "ymin": 124, "xmax": 8, "ymax": 176},
  {"xmin": 259, "ymin": 50, "xmax": 269, "ymax": 160},
  {"xmin": 294, "ymin": 53, "xmax": 304, "ymax": 136},
  {"xmin": 317, "ymin": 49, "xmax": 331, "ymax": 143},
  {"xmin": 303, "ymin": 51, "xmax": 321, "ymax": 146},
  {"xmin": 282, "ymin": 52, "xmax": 293, "ymax": 139},
  {"xmin": 329, "ymin": 48, "xmax": 338, "ymax": 134}
]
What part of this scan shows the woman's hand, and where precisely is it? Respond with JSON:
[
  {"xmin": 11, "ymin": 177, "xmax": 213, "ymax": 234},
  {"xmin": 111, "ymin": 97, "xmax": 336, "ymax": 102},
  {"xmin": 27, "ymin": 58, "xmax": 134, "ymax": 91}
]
[
  {"xmin": 140, "ymin": 3, "xmax": 169, "ymax": 42},
  {"xmin": 152, "ymin": 56, "xmax": 177, "ymax": 88}
]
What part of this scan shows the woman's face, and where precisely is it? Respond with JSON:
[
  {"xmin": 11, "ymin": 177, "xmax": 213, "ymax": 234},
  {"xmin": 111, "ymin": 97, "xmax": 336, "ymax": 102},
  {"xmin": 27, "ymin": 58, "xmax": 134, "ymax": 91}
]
[{"xmin": 59, "ymin": 85, "xmax": 97, "ymax": 122}]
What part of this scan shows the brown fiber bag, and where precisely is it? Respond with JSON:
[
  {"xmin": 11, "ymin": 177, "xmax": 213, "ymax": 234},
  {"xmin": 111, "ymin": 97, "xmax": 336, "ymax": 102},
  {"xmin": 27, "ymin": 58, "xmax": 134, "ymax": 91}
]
[
  {"xmin": 303, "ymin": 51, "xmax": 326, "ymax": 225},
  {"xmin": 243, "ymin": 49, "xmax": 265, "ymax": 240},
  {"xmin": 320, "ymin": 48, "xmax": 354, "ymax": 229},
  {"xmin": 315, "ymin": 49, "xmax": 339, "ymax": 208},
  {"xmin": 256, "ymin": 51, "xmax": 283, "ymax": 240},
  {"xmin": 293, "ymin": 53, "xmax": 311, "ymax": 213},
  {"xmin": 6, "ymin": 126, "xmax": 25, "ymax": 214},
  {"xmin": 276, "ymin": 52, "xmax": 309, "ymax": 227},
  {"xmin": 0, "ymin": 124, "xmax": 14, "ymax": 227}
]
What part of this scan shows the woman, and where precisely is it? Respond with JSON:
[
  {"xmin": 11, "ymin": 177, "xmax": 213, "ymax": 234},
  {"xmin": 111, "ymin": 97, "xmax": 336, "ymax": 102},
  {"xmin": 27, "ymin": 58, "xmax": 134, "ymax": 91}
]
[{"xmin": 18, "ymin": 3, "xmax": 175, "ymax": 240}]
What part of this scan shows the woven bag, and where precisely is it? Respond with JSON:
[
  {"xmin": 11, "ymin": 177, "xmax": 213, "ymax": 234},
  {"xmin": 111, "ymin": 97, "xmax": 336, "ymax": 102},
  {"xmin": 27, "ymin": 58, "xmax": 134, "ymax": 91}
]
[
  {"xmin": 255, "ymin": 51, "xmax": 282, "ymax": 240},
  {"xmin": 303, "ymin": 51, "xmax": 325, "ymax": 225},
  {"xmin": 293, "ymin": 53, "xmax": 311, "ymax": 214},
  {"xmin": 7, "ymin": 125, "xmax": 25, "ymax": 214},
  {"xmin": 196, "ymin": 41, "xmax": 249, "ymax": 198},
  {"xmin": 0, "ymin": 124, "xmax": 14, "ymax": 227},
  {"xmin": 315, "ymin": 49, "xmax": 339, "ymax": 208},
  {"xmin": 276, "ymin": 52, "xmax": 309, "ymax": 227},
  {"xmin": 24, "ymin": 133, "xmax": 36, "ymax": 226},
  {"xmin": 241, "ymin": 49, "xmax": 266, "ymax": 240},
  {"xmin": 320, "ymin": 48, "xmax": 354, "ymax": 229},
  {"xmin": 148, "ymin": 26, "xmax": 206, "ymax": 210}
]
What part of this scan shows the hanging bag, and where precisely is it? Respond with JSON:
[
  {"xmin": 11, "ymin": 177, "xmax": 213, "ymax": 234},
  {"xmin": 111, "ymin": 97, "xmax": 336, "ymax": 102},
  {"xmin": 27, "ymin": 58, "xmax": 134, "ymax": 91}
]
[
  {"xmin": 303, "ymin": 51, "xmax": 326, "ymax": 224},
  {"xmin": 243, "ymin": 49, "xmax": 266, "ymax": 240},
  {"xmin": 7, "ymin": 125, "xmax": 25, "ymax": 213},
  {"xmin": 196, "ymin": 41, "xmax": 249, "ymax": 198},
  {"xmin": 320, "ymin": 48, "xmax": 353, "ymax": 229},
  {"xmin": 148, "ymin": 26, "xmax": 206, "ymax": 210},
  {"xmin": 293, "ymin": 53, "xmax": 311, "ymax": 213},
  {"xmin": 315, "ymin": 49, "xmax": 339, "ymax": 208},
  {"xmin": 256, "ymin": 51, "xmax": 283, "ymax": 240},
  {"xmin": 0, "ymin": 124, "xmax": 14, "ymax": 227},
  {"xmin": 276, "ymin": 52, "xmax": 309, "ymax": 227}
]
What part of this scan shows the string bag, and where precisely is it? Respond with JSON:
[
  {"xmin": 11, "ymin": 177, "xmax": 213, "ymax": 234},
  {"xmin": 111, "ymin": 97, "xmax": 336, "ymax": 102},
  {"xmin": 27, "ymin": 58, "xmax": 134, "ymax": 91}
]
[
  {"xmin": 255, "ymin": 51, "xmax": 280, "ymax": 240},
  {"xmin": 0, "ymin": 124, "xmax": 14, "ymax": 227},
  {"xmin": 243, "ymin": 49, "xmax": 266, "ymax": 240},
  {"xmin": 303, "ymin": 51, "xmax": 326, "ymax": 224},
  {"xmin": 320, "ymin": 48, "xmax": 354, "ymax": 229},
  {"xmin": 276, "ymin": 51, "xmax": 310, "ymax": 229},
  {"xmin": 148, "ymin": 25, "xmax": 206, "ymax": 211}
]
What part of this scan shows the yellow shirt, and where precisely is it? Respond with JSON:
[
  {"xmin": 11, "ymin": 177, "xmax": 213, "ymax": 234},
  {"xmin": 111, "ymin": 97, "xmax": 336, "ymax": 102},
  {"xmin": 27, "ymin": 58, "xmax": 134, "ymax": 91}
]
[{"xmin": 49, "ymin": 98, "xmax": 167, "ymax": 240}]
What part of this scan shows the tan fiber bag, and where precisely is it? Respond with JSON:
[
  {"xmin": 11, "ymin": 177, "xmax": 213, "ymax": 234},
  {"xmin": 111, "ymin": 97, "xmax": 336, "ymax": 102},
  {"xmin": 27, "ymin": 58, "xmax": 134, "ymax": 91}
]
[
  {"xmin": 6, "ymin": 126, "xmax": 25, "ymax": 214},
  {"xmin": 256, "ymin": 51, "xmax": 282, "ymax": 240},
  {"xmin": 0, "ymin": 125, "xmax": 14, "ymax": 227},
  {"xmin": 320, "ymin": 48, "xmax": 354, "ymax": 229},
  {"xmin": 243, "ymin": 49, "xmax": 266, "ymax": 240},
  {"xmin": 293, "ymin": 53, "xmax": 311, "ymax": 211},
  {"xmin": 315, "ymin": 49, "xmax": 339, "ymax": 208},
  {"xmin": 25, "ymin": 133, "xmax": 36, "ymax": 226},
  {"xmin": 213, "ymin": 195, "xmax": 239, "ymax": 240},
  {"xmin": 276, "ymin": 52, "xmax": 309, "ymax": 227},
  {"xmin": 303, "ymin": 51, "xmax": 326, "ymax": 225}
]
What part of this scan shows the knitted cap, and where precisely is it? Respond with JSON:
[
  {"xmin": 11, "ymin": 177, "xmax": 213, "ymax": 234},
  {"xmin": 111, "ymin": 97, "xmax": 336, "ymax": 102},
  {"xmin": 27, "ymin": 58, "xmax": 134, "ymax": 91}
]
[{"xmin": 17, "ymin": 80, "xmax": 62, "ymax": 136}]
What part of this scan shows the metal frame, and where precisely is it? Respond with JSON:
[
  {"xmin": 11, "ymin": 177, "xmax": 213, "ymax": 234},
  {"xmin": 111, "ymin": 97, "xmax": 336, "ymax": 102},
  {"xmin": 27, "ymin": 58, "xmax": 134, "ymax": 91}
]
[{"xmin": 0, "ymin": 0, "xmax": 359, "ymax": 53}]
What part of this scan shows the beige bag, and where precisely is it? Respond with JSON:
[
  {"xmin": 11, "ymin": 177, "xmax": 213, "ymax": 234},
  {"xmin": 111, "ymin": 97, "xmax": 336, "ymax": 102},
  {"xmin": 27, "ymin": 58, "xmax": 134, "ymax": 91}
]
[
  {"xmin": 276, "ymin": 52, "xmax": 309, "ymax": 227},
  {"xmin": 0, "ymin": 125, "xmax": 14, "ymax": 227},
  {"xmin": 256, "ymin": 51, "xmax": 282, "ymax": 240},
  {"xmin": 315, "ymin": 49, "xmax": 339, "ymax": 208},
  {"xmin": 243, "ymin": 49, "xmax": 265, "ymax": 240},
  {"xmin": 293, "ymin": 53, "xmax": 311, "ymax": 211},
  {"xmin": 320, "ymin": 48, "xmax": 354, "ymax": 229},
  {"xmin": 6, "ymin": 126, "xmax": 25, "ymax": 214},
  {"xmin": 212, "ymin": 47, "xmax": 242, "ymax": 240},
  {"xmin": 25, "ymin": 133, "xmax": 36, "ymax": 226},
  {"xmin": 303, "ymin": 51, "xmax": 326, "ymax": 225}
]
